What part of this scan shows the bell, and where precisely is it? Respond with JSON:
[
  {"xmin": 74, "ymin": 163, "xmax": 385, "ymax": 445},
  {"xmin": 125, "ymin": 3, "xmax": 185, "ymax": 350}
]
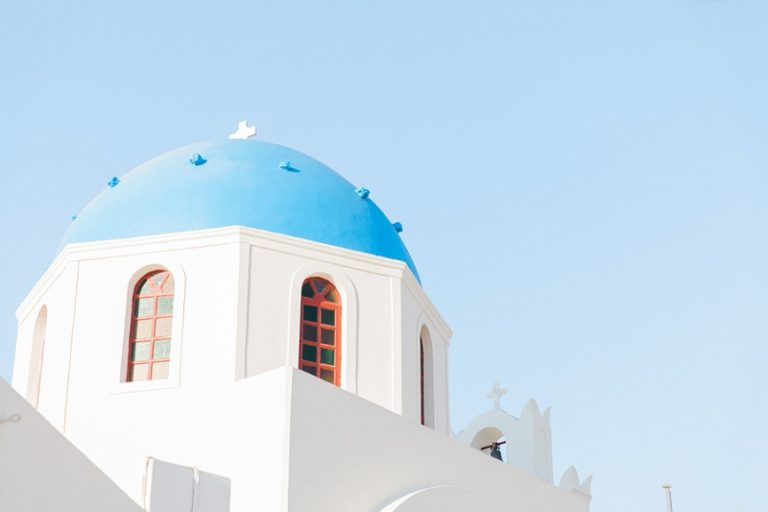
[{"xmin": 490, "ymin": 443, "xmax": 503, "ymax": 462}]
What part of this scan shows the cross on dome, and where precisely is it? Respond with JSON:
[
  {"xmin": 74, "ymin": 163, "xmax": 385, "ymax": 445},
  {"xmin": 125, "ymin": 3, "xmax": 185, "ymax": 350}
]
[
  {"xmin": 229, "ymin": 120, "xmax": 257, "ymax": 140},
  {"xmin": 486, "ymin": 381, "xmax": 508, "ymax": 409}
]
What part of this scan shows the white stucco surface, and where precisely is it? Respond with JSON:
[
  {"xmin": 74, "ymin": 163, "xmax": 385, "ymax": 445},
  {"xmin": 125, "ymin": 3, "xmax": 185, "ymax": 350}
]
[
  {"xmin": 0, "ymin": 379, "xmax": 141, "ymax": 512},
  {"xmin": 14, "ymin": 227, "xmax": 451, "ymax": 432},
  {"xmin": 285, "ymin": 368, "xmax": 588, "ymax": 512},
  {"xmin": 9, "ymin": 226, "xmax": 590, "ymax": 512},
  {"xmin": 379, "ymin": 486, "xmax": 505, "ymax": 512}
]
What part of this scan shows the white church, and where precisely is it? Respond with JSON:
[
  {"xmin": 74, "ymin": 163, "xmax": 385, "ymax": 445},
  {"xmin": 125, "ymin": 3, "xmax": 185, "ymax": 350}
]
[{"xmin": 2, "ymin": 123, "xmax": 592, "ymax": 512}]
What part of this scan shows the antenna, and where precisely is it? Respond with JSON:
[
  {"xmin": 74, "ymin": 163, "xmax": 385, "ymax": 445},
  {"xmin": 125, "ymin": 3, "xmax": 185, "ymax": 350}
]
[{"xmin": 662, "ymin": 484, "xmax": 673, "ymax": 512}]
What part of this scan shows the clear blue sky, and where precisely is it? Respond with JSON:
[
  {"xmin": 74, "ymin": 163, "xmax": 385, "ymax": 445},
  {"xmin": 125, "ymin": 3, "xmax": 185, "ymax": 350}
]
[{"xmin": 1, "ymin": 1, "xmax": 766, "ymax": 511}]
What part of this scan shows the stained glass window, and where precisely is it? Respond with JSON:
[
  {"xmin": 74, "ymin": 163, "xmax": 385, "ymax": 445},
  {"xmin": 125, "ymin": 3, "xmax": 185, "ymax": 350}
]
[
  {"xmin": 299, "ymin": 277, "xmax": 340, "ymax": 386},
  {"xmin": 126, "ymin": 270, "xmax": 174, "ymax": 382}
]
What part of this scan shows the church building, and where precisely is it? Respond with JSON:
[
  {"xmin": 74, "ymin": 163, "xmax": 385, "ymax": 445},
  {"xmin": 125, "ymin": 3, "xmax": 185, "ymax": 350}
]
[{"xmin": 3, "ymin": 123, "xmax": 592, "ymax": 512}]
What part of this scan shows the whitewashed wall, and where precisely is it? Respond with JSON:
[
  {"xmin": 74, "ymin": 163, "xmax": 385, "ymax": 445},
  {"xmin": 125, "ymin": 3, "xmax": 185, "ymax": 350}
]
[
  {"xmin": 0, "ymin": 379, "xmax": 142, "ymax": 512},
  {"xmin": 286, "ymin": 368, "xmax": 590, "ymax": 512},
  {"xmin": 12, "ymin": 226, "xmax": 453, "ymax": 509}
]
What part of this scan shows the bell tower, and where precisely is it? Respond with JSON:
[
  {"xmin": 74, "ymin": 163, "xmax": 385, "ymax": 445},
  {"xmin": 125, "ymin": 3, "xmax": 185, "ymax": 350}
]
[{"xmin": 456, "ymin": 384, "xmax": 554, "ymax": 482}]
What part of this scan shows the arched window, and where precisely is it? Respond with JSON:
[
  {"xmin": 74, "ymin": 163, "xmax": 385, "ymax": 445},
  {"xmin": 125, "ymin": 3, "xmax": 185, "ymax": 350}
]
[
  {"xmin": 127, "ymin": 270, "xmax": 175, "ymax": 382},
  {"xmin": 299, "ymin": 277, "xmax": 341, "ymax": 386},
  {"xmin": 27, "ymin": 305, "xmax": 47, "ymax": 407},
  {"xmin": 420, "ymin": 338, "xmax": 425, "ymax": 424},
  {"xmin": 420, "ymin": 326, "xmax": 434, "ymax": 427}
]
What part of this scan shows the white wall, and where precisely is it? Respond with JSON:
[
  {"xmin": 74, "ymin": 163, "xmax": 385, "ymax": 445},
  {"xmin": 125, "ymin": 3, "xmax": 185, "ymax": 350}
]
[
  {"xmin": 14, "ymin": 227, "xmax": 450, "ymax": 427},
  {"xmin": 399, "ymin": 284, "xmax": 451, "ymax": 432},
  {"xmin": 285, "ymin": 368, "xmax": 589, "ymax": 512},
  {"xmin": 63, "ymin": 367, "xmax": 292, "ymax": 511},
  {"xmin": 380, "ymin": 486, "xmax": 506, "ymax": 512},
  {"xmin": 13, "ymin": 261, "xmax": 80, "ymax": 430},
  {"xmin": 0, "ymin": 379, "xmax": 142, "ymax": 512},
  {"xmin": 12, "ymin": 226, "xmax": 453, "ymax": 510},
  {"xmin": 2, "ymin": 364, "xmax": 589, "ymax": 512},
  {"xmin": 240, "ymin": 227, "xmax": 451, "ymax": 426}
]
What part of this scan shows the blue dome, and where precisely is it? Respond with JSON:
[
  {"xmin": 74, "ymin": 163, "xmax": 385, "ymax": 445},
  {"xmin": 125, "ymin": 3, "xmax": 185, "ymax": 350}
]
[{"xmin": 62, "ymin": 139, "xmax": 419, "ymax": 281}]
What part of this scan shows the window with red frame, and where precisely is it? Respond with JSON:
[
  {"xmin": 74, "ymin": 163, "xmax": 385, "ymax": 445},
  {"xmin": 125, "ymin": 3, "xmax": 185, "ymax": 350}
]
[
  {"xmin": 126, "ymin": 270, "xmax": 174, "ymax": 382},
  {"xmin": 299, "ymin": 277, "xmax": 341, "ymax": 385}
]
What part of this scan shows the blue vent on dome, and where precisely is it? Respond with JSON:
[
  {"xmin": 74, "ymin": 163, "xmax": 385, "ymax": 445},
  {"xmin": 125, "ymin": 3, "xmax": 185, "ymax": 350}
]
[
  {"xmin": 62, "ymin": 139, "xmax": 420, "ymax": 281},
  {"xmin": 189, "ymin": 153, "xmax": 206, "ymax": 166},
  {"xmin": 279, "ymin": 161, "xmax": 299, "ymax": 172}
]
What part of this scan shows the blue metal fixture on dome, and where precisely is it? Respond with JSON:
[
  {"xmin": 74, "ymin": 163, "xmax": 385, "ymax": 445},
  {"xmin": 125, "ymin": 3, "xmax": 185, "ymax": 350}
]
[
  {"xmin": 107, "ymin": 177, "xmax": 120, "ymax": 188},
  {"xmin": 392, "ymin": 222, "xmax": 403, "ymax": 233},
  {"xmin": 189, "ymin": 153, "xmax": 207, "ymax": 166},
  {"xmin": 62, "ymin": 139, "xmax": 421, "ymax": 282},
  {"xmin": 279, "ymin": 161, "xmax": 299, "ymax": 172}
]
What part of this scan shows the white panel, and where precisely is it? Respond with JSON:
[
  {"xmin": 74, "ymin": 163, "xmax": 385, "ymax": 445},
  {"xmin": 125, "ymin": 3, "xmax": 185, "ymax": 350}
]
[
  {"xmin": 146, "ymin": 459, "xmax": 195, "ymax": 512},
  {"xmin": 146, "ymin": 458, "xmax": 231, "ymax": 512},
  {"xmin": 196, "ymin": 470, "xmax": 231, "ymax": 512}
]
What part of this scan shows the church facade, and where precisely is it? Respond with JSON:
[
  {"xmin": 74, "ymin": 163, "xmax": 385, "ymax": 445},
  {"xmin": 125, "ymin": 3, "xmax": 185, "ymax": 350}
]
[{"xmin": 5, "ymin": 124, "xmax": 592, "ymax": 512}]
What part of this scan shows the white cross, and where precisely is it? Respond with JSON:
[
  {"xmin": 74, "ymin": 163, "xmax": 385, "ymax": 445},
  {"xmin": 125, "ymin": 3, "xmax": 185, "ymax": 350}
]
[
  {"xmin": 229, "ymin": 120, "xmax": 257, "ymax": 140},
  {"xmin": 486, "ymin": 381, "xmax": 508, "ymax": 409}
]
